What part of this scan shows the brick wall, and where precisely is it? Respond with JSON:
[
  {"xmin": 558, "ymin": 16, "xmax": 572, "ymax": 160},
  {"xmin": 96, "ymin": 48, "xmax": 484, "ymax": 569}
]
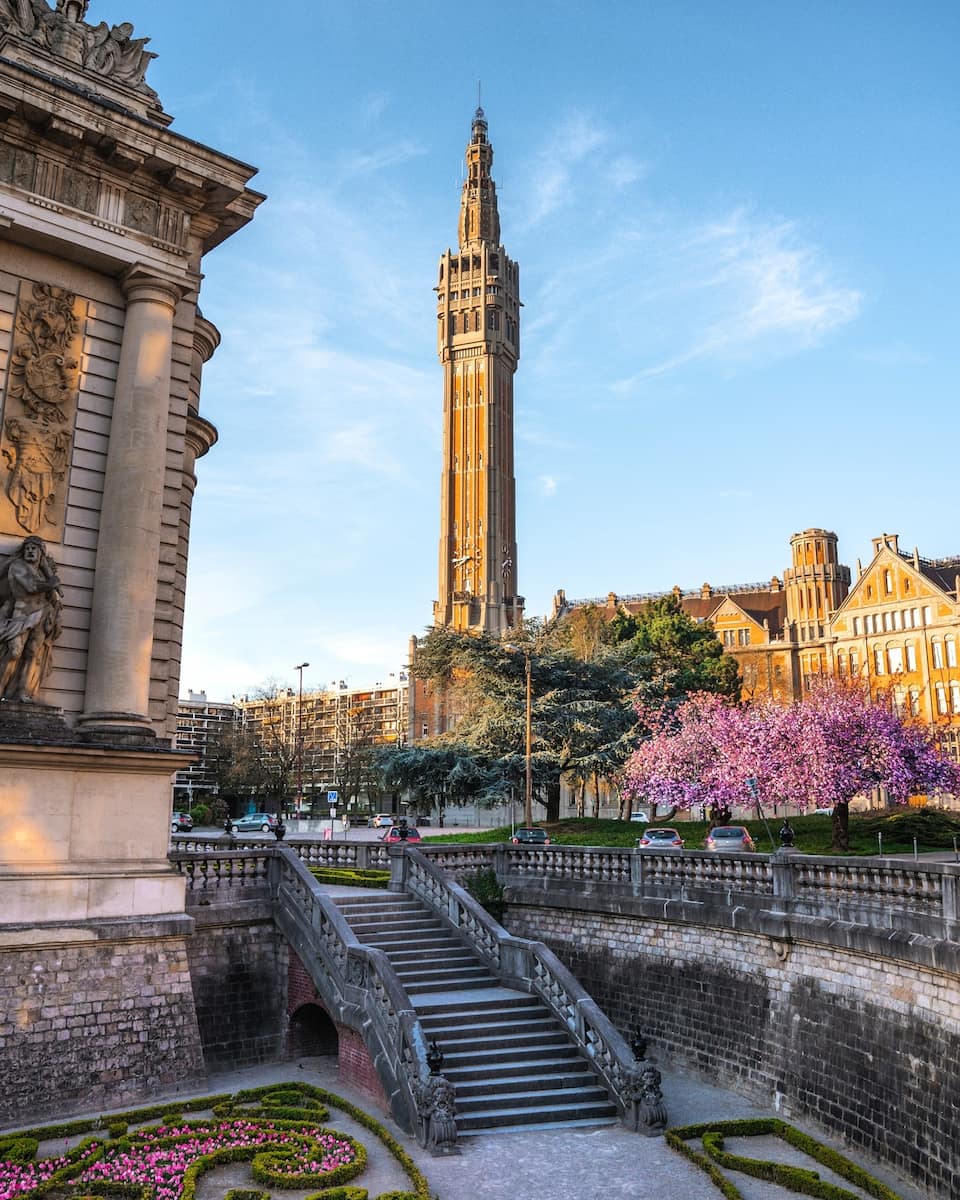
[
  {"xmin": 0, "ymin": 929, "xmax": 204, "ymax": 1126},
  {"xmin": 185, "ymin": 903, "xmax": 287, "ymax": 1069},
  {"xmin": 506, "ymin": 903, "xmax": 960, "ymax": 1199},
  {"xmin": 338, "ymin": 1024, "xmax": 388, "ymax": 1110}
]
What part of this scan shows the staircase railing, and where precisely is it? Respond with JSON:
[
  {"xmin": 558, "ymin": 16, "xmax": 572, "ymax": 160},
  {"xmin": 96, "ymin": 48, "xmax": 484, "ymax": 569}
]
[
  {"xmin": 173, "ymin": 845, "xmax": 434, "ymax": 1136},
  {"xmin": 389, "ymin": 844, "xmax": 643, "ymax": 1122}
]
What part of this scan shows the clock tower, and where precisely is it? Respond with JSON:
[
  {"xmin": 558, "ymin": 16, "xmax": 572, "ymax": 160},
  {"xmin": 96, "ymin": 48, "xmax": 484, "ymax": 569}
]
[{"xmin": 433, "ymin": 107, "xmax": 523, "ymax": 634}]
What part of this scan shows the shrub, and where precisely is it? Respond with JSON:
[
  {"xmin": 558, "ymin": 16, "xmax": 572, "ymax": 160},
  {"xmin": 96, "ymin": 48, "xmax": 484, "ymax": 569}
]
[{"xmin": 463, "ymin": 867, "xmax": 504, "ymax": 921}]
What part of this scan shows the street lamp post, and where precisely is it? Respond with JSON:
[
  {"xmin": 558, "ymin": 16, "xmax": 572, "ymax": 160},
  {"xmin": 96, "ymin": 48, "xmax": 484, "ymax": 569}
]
[
  {"xmin": 524, "ymin": 649, "xmax": 533, "ymax": 828},
  {"xmin": 294, "ymin": 661, "xmax": 309, "ymax": 814}
]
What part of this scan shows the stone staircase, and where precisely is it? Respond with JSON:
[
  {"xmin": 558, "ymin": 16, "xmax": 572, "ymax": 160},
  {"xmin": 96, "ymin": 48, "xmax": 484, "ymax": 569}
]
[{"xmin": 333, "ymin": 891, "xmax": 619, "ymax": 1135}]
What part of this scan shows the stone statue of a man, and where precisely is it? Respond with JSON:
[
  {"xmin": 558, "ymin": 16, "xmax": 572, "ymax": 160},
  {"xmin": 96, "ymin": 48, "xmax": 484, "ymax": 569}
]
[{"xmin": 0, "ymin": 535, "xmax": 62, "ymax": 702}]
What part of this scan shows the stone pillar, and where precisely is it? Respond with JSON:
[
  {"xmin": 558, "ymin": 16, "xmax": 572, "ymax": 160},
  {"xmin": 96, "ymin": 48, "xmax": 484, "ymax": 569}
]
[{"xmin": 78, "ymin": 266, "xmax": 183, "ymax": 737}]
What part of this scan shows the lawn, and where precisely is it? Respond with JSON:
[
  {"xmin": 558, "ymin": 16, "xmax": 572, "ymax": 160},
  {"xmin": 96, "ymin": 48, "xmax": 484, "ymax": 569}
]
[{"xmin": 423, "ymin": 807, "xmax": 960, "ymax": 857}]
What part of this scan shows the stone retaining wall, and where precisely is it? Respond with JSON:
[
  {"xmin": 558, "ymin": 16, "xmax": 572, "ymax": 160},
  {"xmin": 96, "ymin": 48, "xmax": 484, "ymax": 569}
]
[
  {"xmin": 185, "ymin": 899, "xmax": 288, "ymax": 1069},
  {"xmin": 506, "ymin": 895, "xmax": 960, "ymax": 1200},
  {"xmin": 0, "ymin": 917, "xmax": 203, "ymax": 1127}
]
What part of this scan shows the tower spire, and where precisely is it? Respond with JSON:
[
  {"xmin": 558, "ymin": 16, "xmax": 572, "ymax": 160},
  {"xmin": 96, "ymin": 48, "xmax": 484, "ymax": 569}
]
[{"xmin": 458, "ymin": 101, "xmax": 500, "ymax": 248}]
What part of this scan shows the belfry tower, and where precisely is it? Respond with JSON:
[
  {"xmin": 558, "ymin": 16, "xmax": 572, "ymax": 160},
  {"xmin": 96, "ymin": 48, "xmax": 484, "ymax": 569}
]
[{"xmin": 434, "ymin": 106, "xmax": 523, "ymax": 634}]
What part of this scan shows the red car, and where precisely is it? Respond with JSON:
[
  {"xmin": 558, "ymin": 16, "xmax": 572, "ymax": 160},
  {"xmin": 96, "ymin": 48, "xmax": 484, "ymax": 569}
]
[
  {"xmin": 637, "ymin": 827, "xmax": 684, "ymax": 849},
  {"xmin": 382, "ymin": 825, "xmax": 422, "ymax": 843}
]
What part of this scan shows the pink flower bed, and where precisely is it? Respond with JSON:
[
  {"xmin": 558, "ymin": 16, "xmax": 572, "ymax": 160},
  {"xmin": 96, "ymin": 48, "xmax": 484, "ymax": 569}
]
[{"xmin": 1, "ymin": 1120, "xmax": 356, "ymax": 1200}]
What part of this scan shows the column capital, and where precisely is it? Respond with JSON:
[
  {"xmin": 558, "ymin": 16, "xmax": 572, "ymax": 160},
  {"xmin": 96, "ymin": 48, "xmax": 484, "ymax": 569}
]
[{"xmin": 120, "ymin": 264, "xmax": 184, "ymax": 311}]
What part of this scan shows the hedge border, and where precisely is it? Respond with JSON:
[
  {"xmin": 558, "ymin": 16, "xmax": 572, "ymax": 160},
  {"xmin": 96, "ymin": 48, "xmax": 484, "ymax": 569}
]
[{"xmin": 666, "ymin": 1118, "xmax": 903, "ymax": 1200}]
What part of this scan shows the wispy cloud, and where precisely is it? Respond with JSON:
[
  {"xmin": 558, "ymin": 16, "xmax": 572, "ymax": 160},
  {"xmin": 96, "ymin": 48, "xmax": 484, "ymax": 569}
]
[{"xmin": 539, "ymin": 475, "xmax": 558, "ymax": 497}]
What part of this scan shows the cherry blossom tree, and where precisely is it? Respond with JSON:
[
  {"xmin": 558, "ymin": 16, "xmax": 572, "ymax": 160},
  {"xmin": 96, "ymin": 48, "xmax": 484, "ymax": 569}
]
[{"xmin": 621, "ymin": 682, "xmax": 958, "ymax": 851}]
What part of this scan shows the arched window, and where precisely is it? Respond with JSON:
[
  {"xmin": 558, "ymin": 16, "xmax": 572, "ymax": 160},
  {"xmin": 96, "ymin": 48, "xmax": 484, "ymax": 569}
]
[{"xmin": 947, "ymin": 638, "xmax": 957, "ymax": 668}]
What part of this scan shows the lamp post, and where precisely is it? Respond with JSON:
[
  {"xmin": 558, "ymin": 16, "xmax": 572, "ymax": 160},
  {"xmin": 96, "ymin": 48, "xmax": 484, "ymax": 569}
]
[
  {"xmin": 294, "ymin": 661, "xmax": 309, "ymax": 814},
  {"xmin": 523, "ymin": 649, "xmax": 533, "ymax": 828},
  {"xmin": 504, "ymin": 643, "xmax": 534, "ymax": 827}
]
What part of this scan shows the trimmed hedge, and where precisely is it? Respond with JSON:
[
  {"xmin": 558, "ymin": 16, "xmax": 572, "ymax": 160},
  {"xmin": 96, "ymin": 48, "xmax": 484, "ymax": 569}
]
[
  {"xmin": 309, "ymin": 867, "xmax": 390, "ymax": 889},
  {"xmin": 667, "ymin": 1118, "xmax": 903, "ymax": 1200}
]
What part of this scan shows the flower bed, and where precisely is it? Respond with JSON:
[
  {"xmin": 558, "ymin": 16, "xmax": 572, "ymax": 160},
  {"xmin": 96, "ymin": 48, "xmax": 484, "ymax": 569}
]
[{"xmin": 0, "ymin": 1082, "xmax": 429, "ymax": 1200}]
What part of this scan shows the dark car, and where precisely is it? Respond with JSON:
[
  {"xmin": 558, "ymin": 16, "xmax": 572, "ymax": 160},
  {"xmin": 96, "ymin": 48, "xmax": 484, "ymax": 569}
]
[
  {"xmin": 228, "ymin": 812, "xmax": 281, "ymax": 834},
  {"xmin": 705, "ymin": 825, "xmax": 756, "ymax": 852},
  {"xmin": 510, "ymin": 827, "xmax": 551, "ymax": 845},
  {"xmin": 171, "ymin": 811, "xmax": 193, "ymax": 833},
  {"xmin": 382, "ymin": 825, "xmax": 422, "ymax": 843},
  {"xmin": 637, "ymin": 827, "xmax": 684, "ymax": 849}
]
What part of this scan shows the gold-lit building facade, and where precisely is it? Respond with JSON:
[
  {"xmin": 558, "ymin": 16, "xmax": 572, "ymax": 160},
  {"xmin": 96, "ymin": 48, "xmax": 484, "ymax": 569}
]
[{"xmin": 556, "ymin": 528, "xmax": 960, "ymax": 761}]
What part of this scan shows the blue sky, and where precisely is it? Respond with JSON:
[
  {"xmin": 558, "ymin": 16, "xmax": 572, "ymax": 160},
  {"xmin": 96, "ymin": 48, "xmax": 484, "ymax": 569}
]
[{"xmin": 110, "ymin": 2, "xmax": 957, "ymax": 702}]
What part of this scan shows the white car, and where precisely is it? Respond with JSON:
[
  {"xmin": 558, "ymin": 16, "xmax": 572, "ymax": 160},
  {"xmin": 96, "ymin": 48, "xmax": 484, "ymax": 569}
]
[
  {"xmin": 629, "ymin": 812, "xmax": 649, "ymax": 823},
  {"xmin": 370, "ymin": 813, "xmax": 394, "ymax": 828}
]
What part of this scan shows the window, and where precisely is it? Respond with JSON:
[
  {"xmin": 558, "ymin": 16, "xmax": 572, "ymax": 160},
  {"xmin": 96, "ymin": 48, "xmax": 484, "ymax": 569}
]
[
  {"xmin": 884, "ymin": 569, "xmax": 893, "ymax": 594},
  {"xmin": 723, "ymin": 630, "xmax": 736, "ymax": 647},
  {"xmin": 837, "ymin": 652, "xmax": 846, "ymax": 677},
  {"xmin": 936, "ymin": 683, "xmax": 948, "ymax": 715},
  {"xmin": 933, "ymin": 641, "xmax": 944, "ymax": 669},
  {"xmin": 903, "ymin": 609, "xmax": 913, "ymax": 629},
  {"xmin": 948, "ymin": 639, "xmax": 957, "ymax": 668},
  {"xmin": 850, "ymin": 651, "xmax": 859, "ymax": 675},
  {"xmin": 883, "ymin": 611, "xmax": 893, "ymax": 632},
  {"xmin": 893, "ymin": 610, "xmax": 902, "ymax": 631},
  {"xmin": 888, "ymin": 647, "xmax": 903, "ymax": 673},
  {"xmin": 852, "ymin": 616, "xmax": 861, "ymax": 636},
  {"xmin": 952, "ymin": 683, "xmax": 960, "ymax": 714},
  {"xmin": 910, "ymin": 688, "xmax": 921, "ymax": 716},
  {"xmin": 923, "ymin": 606, "xmax": 933, "ymax": 625},
  {"xmin": 874, "ymin": 649, "xmax": 885, "ymax": 675},
  {"xmin": 906, "ymin": 644, "xmax": 917, "ymax": 671}
]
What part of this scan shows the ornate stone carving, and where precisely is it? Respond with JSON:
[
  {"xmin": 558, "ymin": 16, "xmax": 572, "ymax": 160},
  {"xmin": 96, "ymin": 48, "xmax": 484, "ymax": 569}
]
[
  {"xmin": 622, "ymin": 1060, "xmax": 668, "ymax": 1136},
  {"xmin": 412, "ymin": 1072, "xmax": 459, "ymax": 1155},
  {"xmin": 0, "ymin": 534, "xmax": 62, "ymax": 701},
  {"xmin": 0, "ymin": 1, "xmax": 158, "ymax": 100},
  {"xmin": 0, "ymin": 281, "xmax": 85, "ymax": 539}
]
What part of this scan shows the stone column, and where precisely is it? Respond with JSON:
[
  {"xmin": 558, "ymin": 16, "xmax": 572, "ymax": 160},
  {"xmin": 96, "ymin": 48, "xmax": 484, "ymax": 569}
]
[{"xmin": 78, "ymin": 265, "xmax": 183, "ymax": 737}]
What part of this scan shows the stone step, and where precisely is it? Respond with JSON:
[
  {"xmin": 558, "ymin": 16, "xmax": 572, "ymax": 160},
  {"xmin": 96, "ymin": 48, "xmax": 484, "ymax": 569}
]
[
  {"xmin": 419, "ymin": 1012, "xmax": 559, "ymax": 1039},
  {"xmin": 414, "ymin": 991, "xmax": 541, "ymax": 1016},
  {"xmin": 382, "ymin": 946, "xmax": 475, "ymax": 964},
  {"xmin": 456, "ymin": 1084, "xmax": 612, "ymax": 1114},
  {"xmin": 348, "ymin": 917, "xmax": 448, "ymax": 936},
  {"xmin": 404, "ymin": 975, "xmax": 500, "ymax": 996},
  {"xmin": 456, "ymin": 1096, "xmax": 619, "ymax": 1132},
  {"xmin": 460, "ymin": 1114, "xmax": 621, "ymax": 1137},
  {"xmin": 427, "ymin": 1028, "xmax": 571, "ymax": 1055},
  {"xmin": 394, "ymin": 965, "xmax": 495, "ymax": 987},
  {"xmin": 442, "ymin": 1054, "xmax": 586, "ymax": 1084},
  {"xmin": 453, "ymin": 1070, "xmax": 600, "ymax": 1099},
  {"xmin": 418, "ymin": 1002, "xmax": 548, "ymax": 1030}
]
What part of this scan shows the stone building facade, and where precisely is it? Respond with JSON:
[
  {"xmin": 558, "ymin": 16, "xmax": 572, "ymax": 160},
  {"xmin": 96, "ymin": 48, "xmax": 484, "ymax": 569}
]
[{"xmin": 0, "ymin": 0, "xmax": 262, "ymax": 1120}]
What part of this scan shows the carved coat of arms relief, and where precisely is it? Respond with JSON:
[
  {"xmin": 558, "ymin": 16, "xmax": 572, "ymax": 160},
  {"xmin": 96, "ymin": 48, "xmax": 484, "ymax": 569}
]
[{"xmin": 0, "ymin": 281, "xmax": 86, "ymax": 540}]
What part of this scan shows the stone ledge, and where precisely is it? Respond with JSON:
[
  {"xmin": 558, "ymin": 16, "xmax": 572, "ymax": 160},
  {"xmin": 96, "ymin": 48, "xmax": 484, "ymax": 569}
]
[
  {"xmin": 506, "ymin": 881, "xmax": 960, "ymax": 974},
  {"xmin": 0, "ymin": 910, "xmax": 195, "ymax": 949}
]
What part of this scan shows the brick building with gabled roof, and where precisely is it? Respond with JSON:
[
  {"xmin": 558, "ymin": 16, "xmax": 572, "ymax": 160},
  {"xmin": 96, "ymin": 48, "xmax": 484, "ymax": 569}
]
[{"xmin": 555, "ymin": 528, "xmax": 960, "ymax": 762}]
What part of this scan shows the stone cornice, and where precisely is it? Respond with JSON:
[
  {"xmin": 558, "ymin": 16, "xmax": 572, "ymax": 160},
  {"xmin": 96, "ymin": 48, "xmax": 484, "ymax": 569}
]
[
  {"xmin": 0, "ymin": 52, "xmax": 265, "ymax": 256},
  {"xmin": 0, "ymin": 740, "xmax": 196, "ymax": 773}
]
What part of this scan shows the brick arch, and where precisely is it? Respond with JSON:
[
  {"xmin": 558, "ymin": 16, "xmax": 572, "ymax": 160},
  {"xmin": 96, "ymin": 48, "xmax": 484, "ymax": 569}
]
[{"xmin": 286, "ymin": 1002, "xmax": 338, "ymax": 1059}]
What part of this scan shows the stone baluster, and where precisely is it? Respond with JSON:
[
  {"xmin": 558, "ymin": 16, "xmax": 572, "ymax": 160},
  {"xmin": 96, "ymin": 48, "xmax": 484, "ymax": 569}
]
[{"xmin": 79, "ymin": 266, "xmax": 184, "ymax": 737}]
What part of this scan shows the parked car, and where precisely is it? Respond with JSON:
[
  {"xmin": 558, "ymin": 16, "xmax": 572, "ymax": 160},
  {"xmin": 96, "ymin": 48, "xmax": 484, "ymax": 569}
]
[
  {"xmin": 368, "ymin": 813, "xmax": 394, "ymax": 828},
  {"xmin": 382, "ymin": 825, "xmax": 422, "ymax": 843},
  {"xmin": 628, "ymin": 812, "xmax": 650, "ymax": 823},
  {"xmin": 171, "ymin": 811, "xmax": 193, "ymax": 833},
  {"xmin": 637, "ymin": 827, "xmax": 684, "ymax": 849},
  {"xmin": 511, "ymin": 827, "xmax": 551, "ymax": 845},
  {"xmin": 704, "ymin": 825, "xmax": 756, "ymax": 852},
  {"xmin": 228, "ymin": 812, "xmax": 281, "ymax": 834}
]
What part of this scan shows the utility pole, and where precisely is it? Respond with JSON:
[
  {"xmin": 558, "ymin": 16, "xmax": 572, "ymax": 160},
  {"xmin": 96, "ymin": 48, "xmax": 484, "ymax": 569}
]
[{"xmin": 294, "ymin": 661, "xmax": 309, "ymax": 812}]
